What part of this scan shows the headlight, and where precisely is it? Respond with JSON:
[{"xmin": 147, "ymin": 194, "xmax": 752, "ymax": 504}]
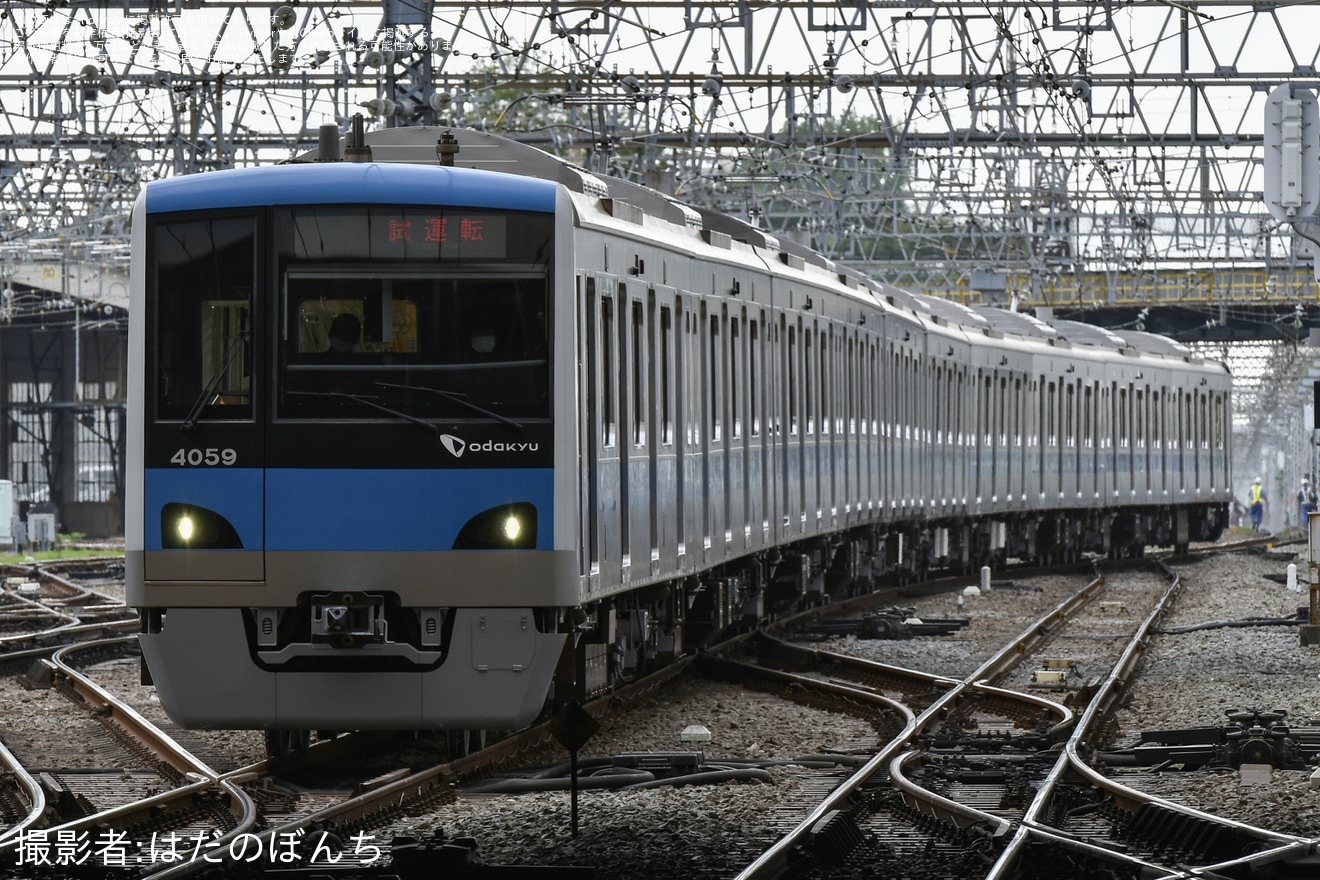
[
  {"xmin": 453, "ymin": 502, "xmax": 537, "ymax": 549},
  {"xmin": 161, "ymin": 502, "xmax": 243, "ymax": 550}
]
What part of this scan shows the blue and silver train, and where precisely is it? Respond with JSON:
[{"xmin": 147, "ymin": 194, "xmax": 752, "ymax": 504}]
[{"xmin": 126, "ymin": 124, "xmax": 1231, "ymax": 752}]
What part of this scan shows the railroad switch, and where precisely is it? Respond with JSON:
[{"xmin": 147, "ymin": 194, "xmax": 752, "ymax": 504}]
[
  {"xmin": 1097, "ymin": 707, "xmax": 1320, "ymax": 770},
  {"xmin": 925, "ymin": 724, "xmax": 1055, "ymax": 754},
  {"xmin": 37, "ymin": 772, "xmax": 94, "ymax": 820},
  {"xmin": 19, "ymin": 658, "xmax": 56, "ymax": 689},
  {"xmin": 613, "ymin": 751, "xmax": 703, "ymax": 777},
  {"xmin": 1029, "ymin": 658, "xmax": 1080, "ymax": 690},
  {"xmin": 797, "ymin": 607, "xmax": 970, "ymax": 640},
  {"xmin": 1029, "ymin": 669, "xmax": 1069, "ymax": 688},
  {"xmin": 807, "ymin": 809, "xmax": 866, "ymax": 865}
]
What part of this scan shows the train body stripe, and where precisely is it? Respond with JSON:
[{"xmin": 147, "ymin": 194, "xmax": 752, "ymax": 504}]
[
  {"xmin": 144, "ymin": 467, "xmax": 553, "ymax": 552},
  {"xmin": 145, "ymin": 468, "xmax": 265, "ymax": 551},
  {"xmin": 144, "ymin": 163, "xmax": 558, "ymax": 214},
  {"xmin": 264, "ymin": 468, "xmax": 553, "ymax": 550}
]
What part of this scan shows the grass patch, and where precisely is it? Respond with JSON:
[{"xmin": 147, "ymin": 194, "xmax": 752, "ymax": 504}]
[
  {"xmin": 0, "ymin": 533, "xmax": 123, "ymax": 566},
  {"xmin": 0, "ymin": 547, "xmax": 123, "ymax": 565}
]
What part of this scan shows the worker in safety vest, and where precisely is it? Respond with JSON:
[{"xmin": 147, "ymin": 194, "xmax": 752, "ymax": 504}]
[{"xmin": 1249, "ymin": 477, "xmax": 1268, "ymax": 532}]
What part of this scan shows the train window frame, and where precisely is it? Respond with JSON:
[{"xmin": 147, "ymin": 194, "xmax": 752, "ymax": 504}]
[
  {"xmin": 1117, "ymin": 386, "xmax": 1128, "ymax": 450},
  {"xmin": 749, "ymin": 318, "xmax": 761, "ymax": 439},
  {"xmin": 1135, "ymin": 388, "xmax": 1146, "ymax": 450},
  {"xmin": 804, "ymin": 327, "xmax": 815, "ymax": 437},
  {"xmin": 730, "ymin": 310, "xmax": 742, "ymax": 441},
  {"xmin": 1046, "ymin": 380, "xmax": 1057, "ymax": 448},
  {"xmin": 602, "ymin": 294, "xmax": 616, "ymax": 448},
  {"xmin": 276, "ymin": 264, "xmax": 550, "ymax": 422},
  {"xmin": 631, "ymin": 297, "xmax": 646, "ymax": 448},
  {"xmin": 1065, "ymin": 383, "xmax": 1075, "ymax": 449},
  {"xmin": 708, "ymin": 310, "xmax": 722, "ymax": 444},
  {"xmin": 149, "ymin": 214, "xmax": 257, "ymax": 423},
  {"xmin": 659, "ymin": 302, "xmax": 674, "ymax": 447},
  {"xmin": 1082, "ymin": 387, "xmax": 1092, "ymax": 451},
  {"xmin": 787, "ymin": 325, "xmax": 799, "ymax": 437}
]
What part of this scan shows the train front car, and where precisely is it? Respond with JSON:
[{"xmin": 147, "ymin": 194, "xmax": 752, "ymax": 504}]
[{"xmin": 126, "ymin": 162, "xmax": 575, "ymax": 743}]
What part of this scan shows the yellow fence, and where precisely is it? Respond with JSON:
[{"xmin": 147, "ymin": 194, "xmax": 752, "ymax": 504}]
[{"xmin": 928, "ymin": 268, "xmax": 1320, "ymax": 308}]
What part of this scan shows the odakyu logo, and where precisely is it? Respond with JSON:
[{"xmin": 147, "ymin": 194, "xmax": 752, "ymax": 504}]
[
  {"xmin": 440, "ymin": 435, "xmax": 466, "ymax": 458},
  {"xmin": 440, "ymin": 434, "xmax": 540, "ymax": 458}
]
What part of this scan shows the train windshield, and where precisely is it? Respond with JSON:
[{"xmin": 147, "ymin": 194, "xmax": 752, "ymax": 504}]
[{"xmin": 275, "ymin": 206, "xmax": 552, "ymax": 422}]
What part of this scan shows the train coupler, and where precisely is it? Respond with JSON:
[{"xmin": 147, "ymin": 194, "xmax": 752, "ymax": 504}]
[{"xmin": 309, "ymin": 591, "xmax": 387, "ymax": 649}]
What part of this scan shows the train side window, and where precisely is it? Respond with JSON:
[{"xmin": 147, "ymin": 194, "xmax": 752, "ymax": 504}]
[
  {"xmin": 982, "ymin": 374, "xmax": 992, "ymax": 447},
  {"xmin": 1152, "ymin": 390, "xmax": 1162, "ymax": 451},
  {"xmin": 602, "ymin": 296, "xmax": 616, "ymax": 448},
  {"xmin": 820, "ymin": 331, "xmax": 831, "ymax": 437},
  {"xmin": 631, "ymin": 299, "xmax": 645, "ymax": 447},
  {"xmin": 1188, "ymin": 390, "xmax": 1198, "ymax": 448},
  {"xmin": 709, "ymin": 312, "xmax": 722, "ymax": 443},
  {"xmin": 804, "ymin": 330, "xmax": 815, "ymax": 436},
  {"xmin": 869, "ymin": 343, "xmax": 879, "ymax": 436},
  {"xmin": 998, "ymin": 376, "xmax": 1007, "ymax": 447},
  {"xmin": 1213, "ymin": 395, "xmax": 1225, "ymax": 451},
  {"xmin": 1136, "ymin": 389, "xmax": 1145, "ymax": 450},
  {"xmin": 660, "ymin": 305, "xmax": 673, "ymax": 446},
  {"xmin": 749, "ymin": 319, "xmax": 760, "ymax": 438},
  {"xmin": 151, "ymin": 216, "xmax": 255, "ymax": 421},
  {"xmin": 787, "ymin": 326, "xmax": 798, "ymax": 436},
  {"xmin": 1014, "ymin": 378, "xmax": 1022, "ymax": 448},
  {"xmin": 1082, "ymin": 385, "xmax": 1092, "ymax": 449},
  {"xmin": 1199, "ymin": 392, "xmax": 1208, "ymax": 450},
  {"xmin": 1118, "ymin": 387, "xmax": 1128, "ymax": 449},
  {"xmin": 1046, "ymin": 381, "xmax": 1056, "ymax": 446},
  {"xmin": 1065, "ymin": 384, "xmax": 1075, "ymax": 448},
  {"xmin": 730, "ymin": 313, "xmax": 742, "ymax": 440}
]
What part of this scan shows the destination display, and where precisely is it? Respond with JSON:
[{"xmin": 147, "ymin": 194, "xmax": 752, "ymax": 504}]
[{"xmin": 284, "ymin": 207, "xmax": 508, "ymax": 260}]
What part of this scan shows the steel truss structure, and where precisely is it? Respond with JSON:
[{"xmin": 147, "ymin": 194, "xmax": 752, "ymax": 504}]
[
  {"xmin": 4, "ymin": 0, "xmax": 1320, "ymax": 512},
  {"xmin": 3, "ymin": 1, "xmax": 1320, "ymax": 289}
]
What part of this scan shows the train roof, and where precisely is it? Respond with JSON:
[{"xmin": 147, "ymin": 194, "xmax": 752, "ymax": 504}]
[
  {"xmin": 1052, "ymin": 319, "xmax": 1130, "ymax": 349},
  {"xmin": 143, "ymin": 161, "xmax": 558, "ymax": 214},
  {"xmin": 911, "ymin": 294, "xmax": 989, "ymax": 328},
  {"xmin": 975, "ymin": 308, "xmax": 1059, "ymax": 339},
  {"xmin": 1109, "ymin": 329, "xmax": 1195, "ymax": 357},
  {"xmin": 263, "ymin": 125, "xmax": 1202, "ymax": 363}
]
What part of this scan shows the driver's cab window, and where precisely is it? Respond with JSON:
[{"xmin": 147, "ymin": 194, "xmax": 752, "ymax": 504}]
[
  {"xmin": 278, "ymin": 271, "xmax": 549, "ymax": 421},
  {"xmin": 292, "ymin": 292, "xmax": 419, "ymax": 356},
  {"xmin": 151, "ymin": 216, "xmax": 254, "ymax": 421}
]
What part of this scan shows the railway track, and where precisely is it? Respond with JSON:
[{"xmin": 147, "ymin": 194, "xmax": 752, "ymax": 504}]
[
  {"xmin": 728, "ymin": 560, "xmax": 1320, "ymax": 880},
  {"xmin": 3, "ymin": 546, "xmax": 1319, "ymax": 878}
]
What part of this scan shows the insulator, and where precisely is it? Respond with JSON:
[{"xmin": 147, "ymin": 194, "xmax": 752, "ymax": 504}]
[
  {"xmin": 271, "ymin": 5, "xmax": 296, "ymax": 31},
  {"xmin": 360, "ymin": 97, "xmax": 396, "ymax": 117}
]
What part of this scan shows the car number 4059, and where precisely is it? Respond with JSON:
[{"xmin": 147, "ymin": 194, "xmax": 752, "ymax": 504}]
[{"xmin": 170, "ymin": 448, "xmax": 238, "ymax": 466}]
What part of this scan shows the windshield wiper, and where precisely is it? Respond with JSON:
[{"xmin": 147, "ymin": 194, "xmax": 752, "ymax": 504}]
[
  {"xmin": 376, "ymin": 382, "xmax": 523, "ymax": 430},
  {"xmin": 288, "ymin": 391, "xmax": 438, "ymax": 434},
  {"xmin": 182, "ymin": 327, "xmax": 249, "ymax": 434}
]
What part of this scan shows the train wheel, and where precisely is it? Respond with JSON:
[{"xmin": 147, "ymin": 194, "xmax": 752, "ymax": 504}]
[{"xmin": 265, "ymin": 728, "xmax": 311, "ymax": 759}]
